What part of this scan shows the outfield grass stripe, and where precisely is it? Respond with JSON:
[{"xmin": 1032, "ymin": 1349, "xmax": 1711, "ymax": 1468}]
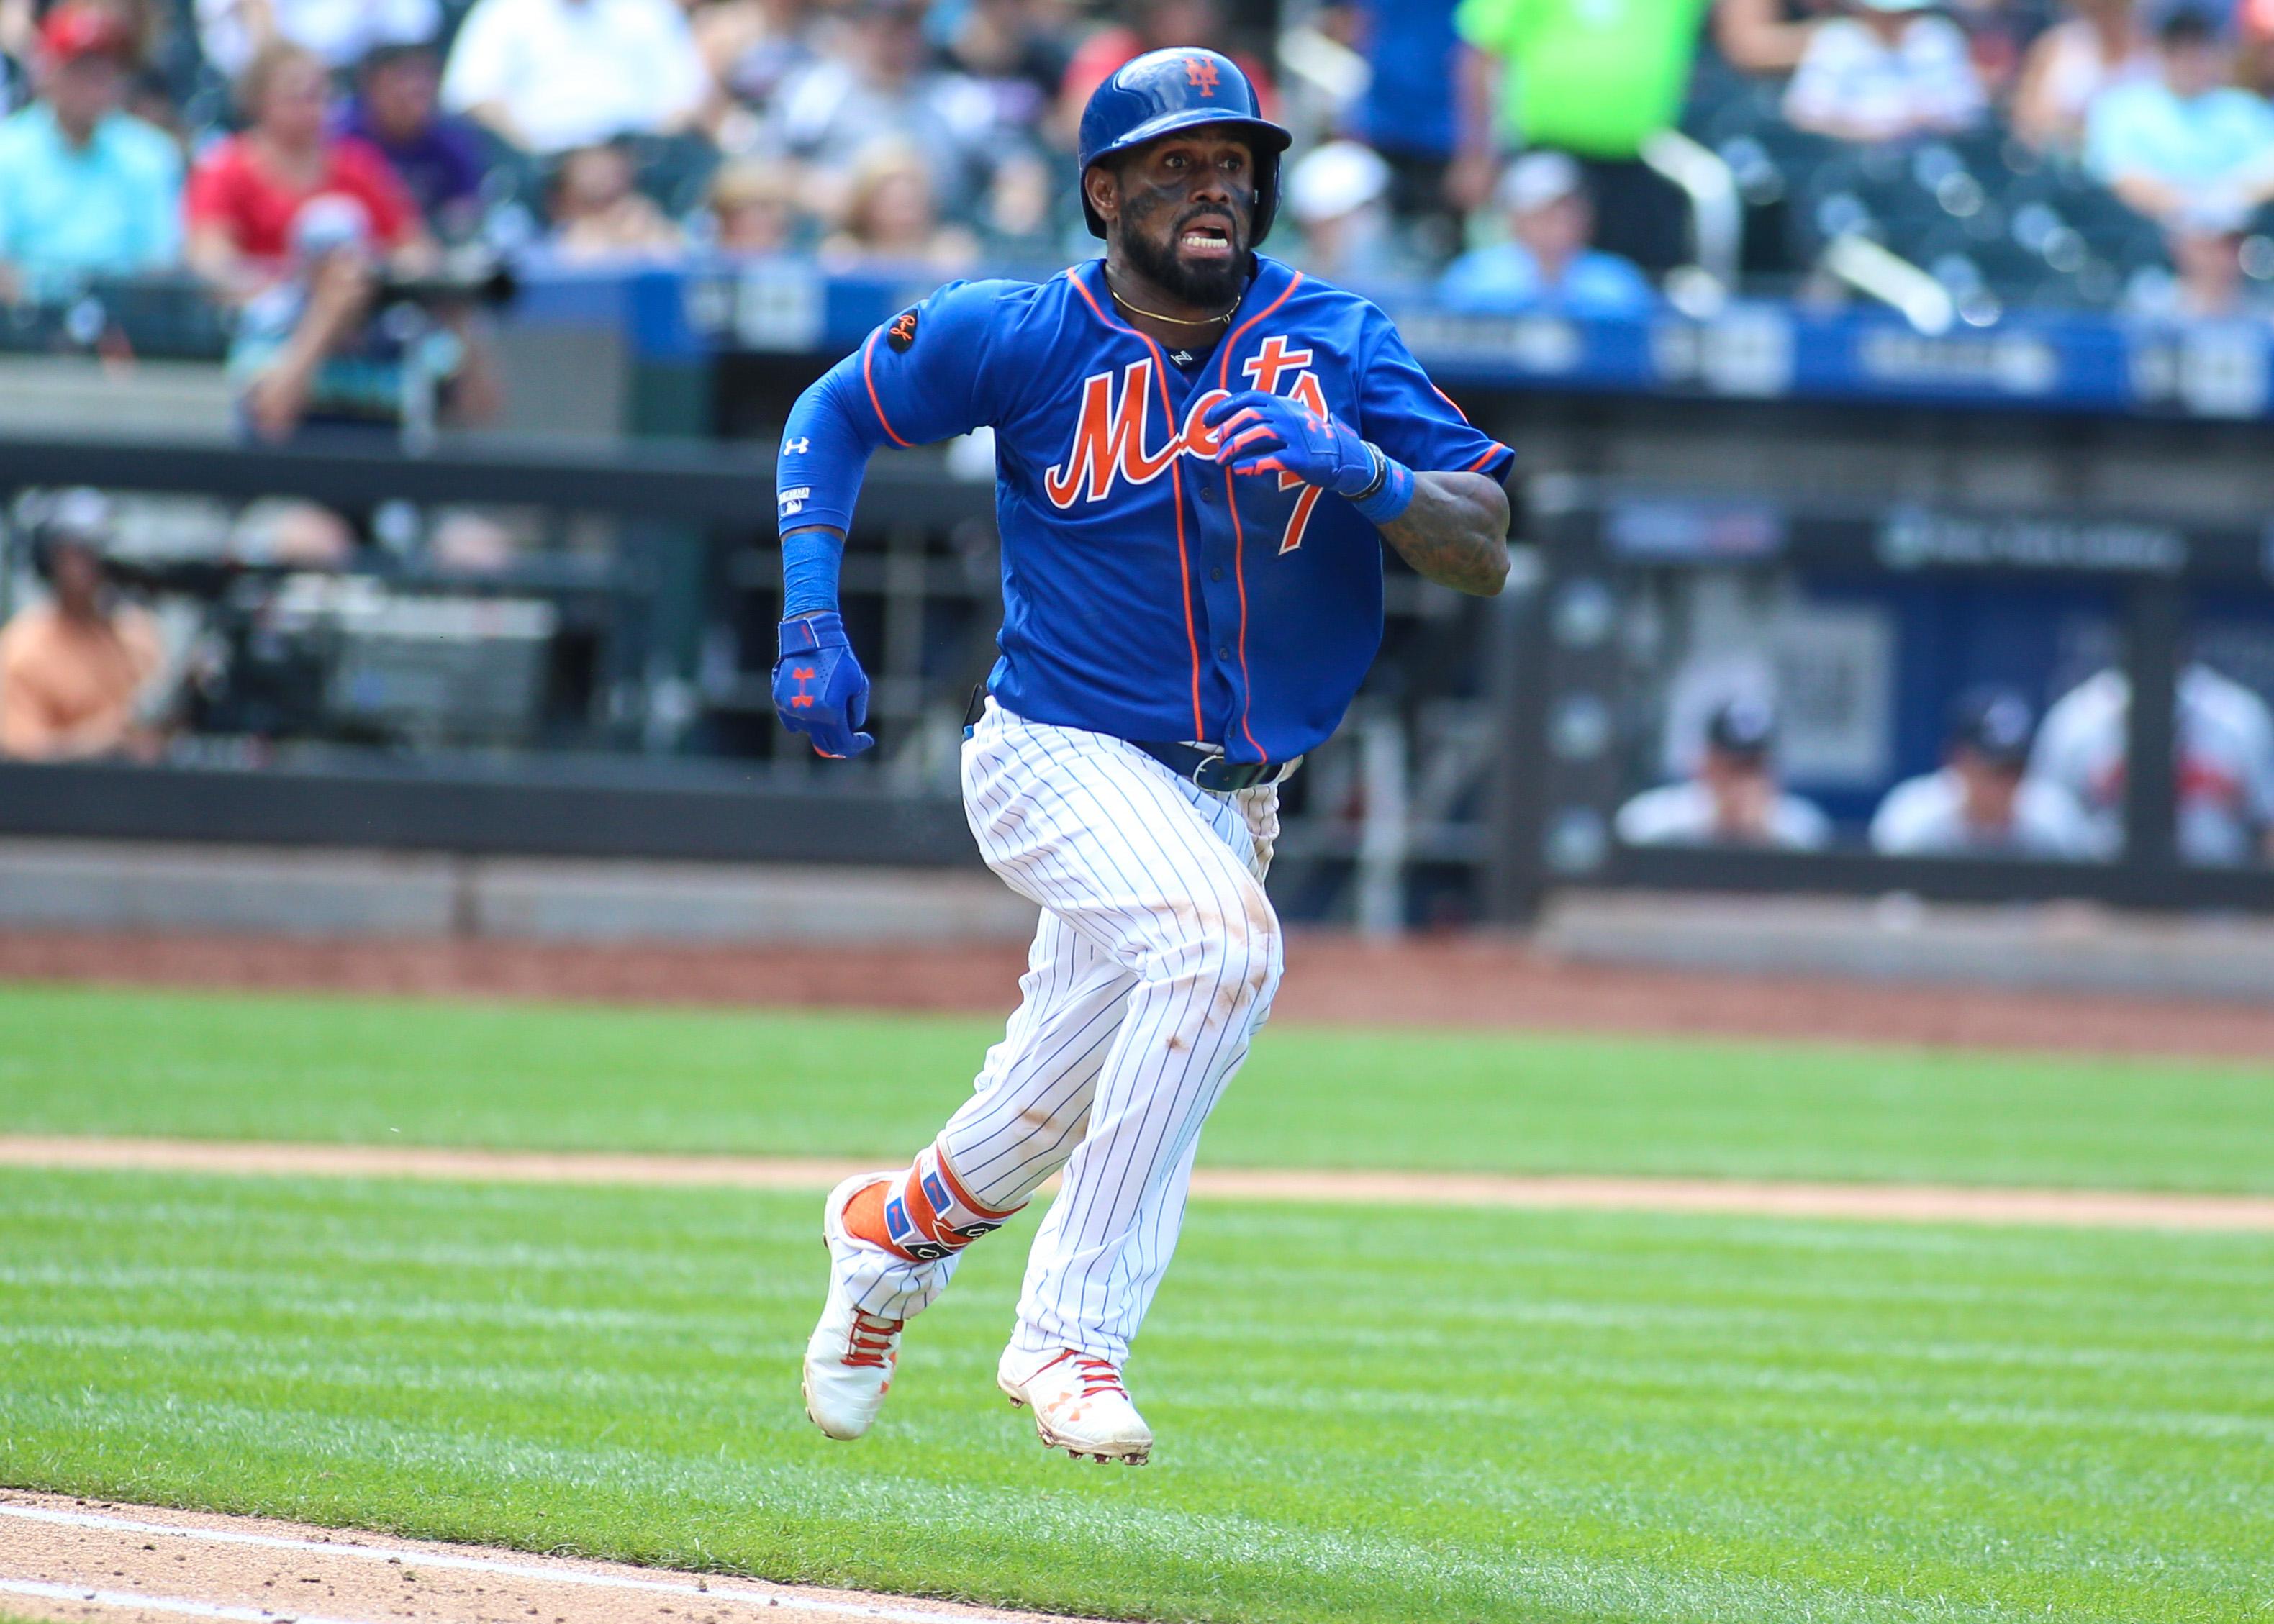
[
  {"xmin": 8, "ymin": 1134, "xmax": 2274, "ymax": 1230},
  {"xmin": 0, "ymin": 1577, "xmax": 381, "ymax": 1624}
]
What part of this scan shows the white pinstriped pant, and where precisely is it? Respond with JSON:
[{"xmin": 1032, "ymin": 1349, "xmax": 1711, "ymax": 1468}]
[{"xmin": 838, "ymin": 699, "xmax": 1283, "ymax": 1365}]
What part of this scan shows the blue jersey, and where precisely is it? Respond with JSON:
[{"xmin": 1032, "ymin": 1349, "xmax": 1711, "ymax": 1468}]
[{"xmin": 777, "ymin": 254, "xmax": 1513, "ymax": 763}]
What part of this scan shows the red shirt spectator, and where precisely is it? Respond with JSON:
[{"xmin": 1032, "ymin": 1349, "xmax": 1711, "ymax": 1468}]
[
  {"xmin": 184, "ymin": 37, "xmax": 427, "ymax": 291},
  {"xmin": 1057, "ymin": 0, "xmax": 1277, "ymax": 125},
  {"xmin": 186, "ymin": 130, "xmax": 417, "ymax": 263}
]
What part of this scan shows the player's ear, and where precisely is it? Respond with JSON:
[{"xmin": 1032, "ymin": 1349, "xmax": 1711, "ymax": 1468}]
[{"xmin": 1084, "ymin": 163, "xmax": 1120, "ymax": 229}]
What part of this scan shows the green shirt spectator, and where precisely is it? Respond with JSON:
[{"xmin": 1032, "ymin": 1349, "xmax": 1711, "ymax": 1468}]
[
  {"xmin": 1453, "ymin": 0, "xmax": 1708, "ymax": 158},
  {"xmin": 0, "ymin": 4, "xmax": 184, "ymax": 300}
]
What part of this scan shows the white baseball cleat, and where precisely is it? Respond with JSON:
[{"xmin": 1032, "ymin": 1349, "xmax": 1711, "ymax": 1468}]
[
  {"xmin": 802, "ymin": 1173, "xmax": 906, "ymax": 1441},
  {"xmin": 997, "ymin": 1346, "xmax": 1153, "ymax": 1464}
]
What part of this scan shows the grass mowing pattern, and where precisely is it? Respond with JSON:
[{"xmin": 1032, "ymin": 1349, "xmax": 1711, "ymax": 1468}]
[
  {"xmin": 6, "ymin": 984, "xmax": 2274, "ymax": 1191},
  {"xmin": 4, "ymin": 1169, "xmax": 2271, "ymax": 1623}
]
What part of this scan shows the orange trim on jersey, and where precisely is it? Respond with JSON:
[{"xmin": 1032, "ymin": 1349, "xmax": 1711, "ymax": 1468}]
[
  {"xmin": 1213, "ymin": 272, "xmax": 1302, "ymax": 762},
  {"xmin": 861, "ymin": 329, "xmax": 912, "ymax": 449},
  {"xmin": 931, "ymin": 1142, "xmax": 1023, "ymax": 1222},
  {"xmin": 1072, "ymin": 266, "xmax": 1205, "ymax": 740},
  {"xmin": 1429, "ymin": 383, "xmax": 1473, "ymax": 423},
  {"xmin": 1464, "ymin": 442, "xmax": 1509, "ymax": 473}
]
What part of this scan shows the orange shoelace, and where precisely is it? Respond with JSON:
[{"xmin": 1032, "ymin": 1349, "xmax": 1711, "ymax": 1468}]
[
  {"xmin": 1068, "ymin": 1355, "xmax": 1125, "ymax": 1397},
  {"xmin": 843, "ymin": 1310, "xmax": 902, "ymax": 1369}
]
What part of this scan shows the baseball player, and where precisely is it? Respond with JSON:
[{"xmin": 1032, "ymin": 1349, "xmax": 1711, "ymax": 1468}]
[
  {"xmin": 1615, "ymin": 698, "xmax": 1832, "ymax": 850},
  {"xmin": 2032, "ymin": 661, "xmax": 2274, "ymax": 866},
  {"xmin": 773, "ymin": 47, "xmax": 1515, "ymax": 1464},
  {"xmin": 1869, "ymin": 686, "xmax": 2096, "ymax": 858}
]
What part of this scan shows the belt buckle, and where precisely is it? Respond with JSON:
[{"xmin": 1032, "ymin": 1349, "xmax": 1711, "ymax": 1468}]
[{"xmin": 1193, "ymin": 755, "xmax": 1258, "ymax": 794}]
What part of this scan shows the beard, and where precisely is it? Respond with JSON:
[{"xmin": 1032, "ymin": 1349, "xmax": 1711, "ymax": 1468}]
[{"xmin": 1120, "ymin": 207, "xmax": 1250, "ymax": 309}]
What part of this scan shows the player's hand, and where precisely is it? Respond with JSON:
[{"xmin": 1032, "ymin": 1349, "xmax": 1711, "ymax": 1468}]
[
  {"xmin": 1203, "ymin": 390, "xmax": 1376, "ymax": 496},
  {"xmin": 774, "ymin": 610, "xmax": 874, "ymax": 758}
]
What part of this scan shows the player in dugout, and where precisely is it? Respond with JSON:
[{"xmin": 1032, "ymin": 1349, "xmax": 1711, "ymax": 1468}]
[
  {"xmin": 772, "ymin": 48, "xmax": 1517, "ymax": 1464},
  {"xmin": 1616, "ymin": 696, "xmax": 1832, "ymax": 850},
  {"xmin": 1870, "ymin": 686, "xmax": 2098, "ymax": 858}
]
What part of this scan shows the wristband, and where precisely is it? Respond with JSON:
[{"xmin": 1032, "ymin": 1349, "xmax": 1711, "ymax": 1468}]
[{"xmin": 1347, "ymin": 444, "xmax": 1414, "ymax": 526}]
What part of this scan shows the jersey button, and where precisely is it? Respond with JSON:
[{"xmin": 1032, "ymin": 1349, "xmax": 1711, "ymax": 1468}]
[
  {"xmin": 1217, "ymin": 645, "xmax": 1231, "ymax": 660},
  {"xmin": 1210, "ymin": 567, "xmax": 1224, "ymax": 581}
]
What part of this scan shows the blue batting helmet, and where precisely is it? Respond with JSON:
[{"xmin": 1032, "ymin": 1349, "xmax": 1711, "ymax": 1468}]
[{"xmin": 1076, "ymin": 47, "xmax": 1291, "ymax": 245}]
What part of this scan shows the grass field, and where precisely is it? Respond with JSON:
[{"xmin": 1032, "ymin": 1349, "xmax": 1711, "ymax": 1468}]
[
  {"xmin": 6, "ymin": 983, "xmax": 2274, "ymax": 1190},
  {"xmin": 3, "ymin": 981, "xmax": 2273, "ymax": 1623}
]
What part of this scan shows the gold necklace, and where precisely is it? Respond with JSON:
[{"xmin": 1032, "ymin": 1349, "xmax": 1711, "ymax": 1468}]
[{"xmin": 1106, "ymin": 273, "xmax": 1238, "ymax": 328}]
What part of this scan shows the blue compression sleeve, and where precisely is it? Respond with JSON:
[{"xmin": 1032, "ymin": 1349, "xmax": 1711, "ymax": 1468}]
[
  {"xmin": 780, "ymin": 526, "xmax": 843, "ymax": 618},
  {"xmin": 776, "ymin": 356, "xmax": 883, "ymax": 536}
]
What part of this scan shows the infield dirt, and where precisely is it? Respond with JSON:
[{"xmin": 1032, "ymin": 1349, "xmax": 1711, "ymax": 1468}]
[{"xmin": 0, "ymin": 1493, "xmax": 1086, "ymax": 1624}]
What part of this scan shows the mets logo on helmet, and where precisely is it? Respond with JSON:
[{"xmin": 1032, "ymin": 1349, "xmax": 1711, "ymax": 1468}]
[
  {"xmin": 1044, "ymin": 337, "xmax": 1328, "ymax": 555},
  {"xmin": 1183, "ymin": 56, "xmax": 1219, "ymax": 96}
]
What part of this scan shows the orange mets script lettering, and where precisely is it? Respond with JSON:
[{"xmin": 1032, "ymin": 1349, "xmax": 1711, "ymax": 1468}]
[{"xmin": 1043, "ymin": 353, "xmax": 1332, "ymax": 556}]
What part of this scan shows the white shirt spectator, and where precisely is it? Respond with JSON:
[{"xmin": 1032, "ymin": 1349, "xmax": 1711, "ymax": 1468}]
[
  {"xmin": 197, "ymin": 0, "xmax": 443, "ymax": 79},
  {"xmin": 1870, "ymin": 768, "xmax": 2101, "ymax": 857},
  {"xmin": 1784, "ymin": 14, "xmax": 1985, "ymax": 143},
  {"xmin": 1615, "ymin": 781, "xmax": 1834, "ymax": 849},
  {"xmin": 2031, "ymin": 663, "xmax": 2274, "ymax": 866},
  {"xmin": 441, "ymin": 0, "xmax": 710, "ymax": 153}
]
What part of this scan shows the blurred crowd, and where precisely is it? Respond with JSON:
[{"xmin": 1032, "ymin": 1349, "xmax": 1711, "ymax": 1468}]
[{"xmin": 0, "ymin": 0, "xmax": 2272, "ymax": 389}]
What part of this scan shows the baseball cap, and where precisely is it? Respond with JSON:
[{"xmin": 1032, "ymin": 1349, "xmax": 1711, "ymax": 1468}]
[
  {"xmin": 1287, "ymin": 140, "xmax": 1390, "ymax": 226},
  {"xmin": 1947, "ymin": 686, "xmax": 2035, "ymax": 766},
  {"xmin": 1498, "ymin": 151, "xmax": 1583, "ymax": 215},
  {"xmin": 1705, "ymin": 696, "xmax": 1777, "ymax": 759},
  {"xmin": 40, "ymin": 2, "xmax": 135, "ymax": 63}
]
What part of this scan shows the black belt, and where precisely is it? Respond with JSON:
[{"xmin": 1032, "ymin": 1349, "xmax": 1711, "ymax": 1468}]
[{"xmin": 1133, "ymin": 740, "xmax": 1300, "ymax": 793}]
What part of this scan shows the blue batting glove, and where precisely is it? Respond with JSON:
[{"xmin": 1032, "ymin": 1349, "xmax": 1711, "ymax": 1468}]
[
  {"xmin": 1203, "ymin": 389, "xmax": 1374, "ymax": 494},
  {"xmin": 774, "ymin": 610, "xmax": 874, "ymax": 758}
]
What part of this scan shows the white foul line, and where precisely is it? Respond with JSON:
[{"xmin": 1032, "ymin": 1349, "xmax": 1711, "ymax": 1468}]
[
  {"xmin": 0, "ymin": 1576, "xmax": 379, "ymax": 1624},
  {"xmin": 0, "ymin": 1504, "xmax": 1026, "ymax": 1624}
]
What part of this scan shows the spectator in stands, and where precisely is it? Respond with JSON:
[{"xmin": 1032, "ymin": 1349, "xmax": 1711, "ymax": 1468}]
[
  {"xmin": 2033, "ymin": 660, "xmax": 2274, "ymax": 865},
  {"xmin": 1870, "ymin": 686, "xmax": 2099, "ymax": 857},
  {"xmin": 943, "ymin": 0, "xmax": 1073, "ymax": 147},
  {"xmin": 765, "ymin": 0, "xmax": 1001, "ymax": 221},
  {"xmin": 1712, "ymin": 0, "xmax": 1829, "ymax": 74},
  {"xmin": 694, "ymin": 0, "xmax": 818, "ymax": 123},
  {"xmin": 186, "ymin": 40, "xmax": 432, "ymax": 297},
  {"xmin": 2124, "ymin": 221, "xmax": 2270, "ymax": 317},
  {"xmin": 1057, "ymin": 0, "xmax": 1277, "ymax": 142},
  {"xmin": 229, "ymin": 194, "xmax": 501, "ymax": 441},
  {"xmin": 1450, "ymin": 0, "xmax": 1703, "ymax": 271},
  {"xmin": 545, "ymin": 139, "xmax": 684, "ymax": 260},
  {"xmin": 2085, "ymin": 9, "xmax": 2274, "ymax": 230},
  {"xmin": 1436, "ymin": 151, "xmax": 1657, "ymax": 314},
  {"xmin": 819, "ymin": 140, "xmax": 978, "ymax": 270},
  {"xmin": 1616, "ymin": 697, "xmax": 1834, "ymax": 849},
  {"xmin": 340, "ymin": 40, "xmax": 487, "ymax": 241},
  {"xmin": 2011, "ymin": 0, "xmax": 2153, "ymax": 154},
  {"xmin": 0, "ymin": 489, "xmax": 164, "ymax": 762},
  {"xmin": 1338, "ymin": 0, "xmax": 1463, "ymax": 253},
  {"xmin": 705, "ymin": 156, "xmax": 805, "ymax": 253},
  {"xmin": 0, "ymin": 2, "xmax": 181, "ymax": 301},
  {"xmin": 441, "ymin": 0, "xmax": 712, "ymax": 155},
  {"xmin": 1286, "ymin": 138, "xmax": 1414, "ymax": 283},
  {"xmin": 195, "ymin": 0, "xmax": 439, "ymax": 81},
  {"xmin": 1783, "ymin": 0, "xmax": 1985, "ymax": 144}
]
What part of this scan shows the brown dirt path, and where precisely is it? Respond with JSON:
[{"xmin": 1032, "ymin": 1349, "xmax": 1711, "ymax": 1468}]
[
  {"xmin": 8, "ymin": 1135, "xmax": 2273, "ymax": 1232},
  {"xmin": 6, "ymin": 929, "xmax": 2274, "ymax": 1063},
  {"xmin": 0, "ymin": 1491, "xmax": 1087, "ymax": 1624}
]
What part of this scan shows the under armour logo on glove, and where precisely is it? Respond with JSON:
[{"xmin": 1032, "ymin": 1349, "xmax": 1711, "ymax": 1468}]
[
  {"xmin": 774, "ymin": 610, "xmax": 874, "ymax": 758},
  {"xmin": 1203, "ymin": 390, "xmax": 1373, "ymax": 494}
]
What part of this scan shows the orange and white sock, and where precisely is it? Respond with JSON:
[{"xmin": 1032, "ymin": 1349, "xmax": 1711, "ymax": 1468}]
[{"xmin": 845, "ymin": 1143, "xmax": 1023, "ymax": 1263}]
